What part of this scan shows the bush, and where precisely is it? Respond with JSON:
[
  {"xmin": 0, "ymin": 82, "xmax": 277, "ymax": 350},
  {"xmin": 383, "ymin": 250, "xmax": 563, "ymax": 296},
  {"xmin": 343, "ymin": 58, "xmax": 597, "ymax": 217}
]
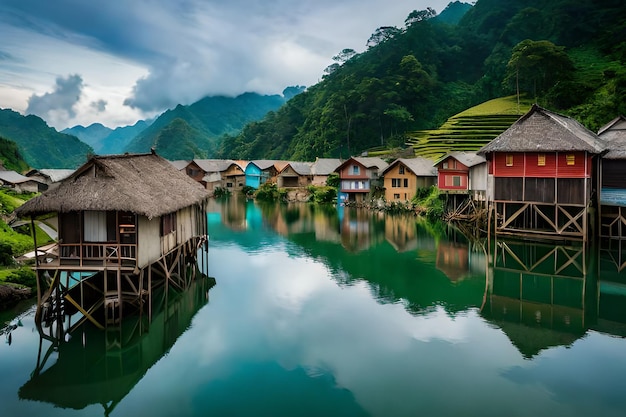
[
  {"xmin": 308, "ymin": 185, "xmax": 337, "ymax": 204},
  {"xmin": 213, "ymin": 187, "xmax": 231, "ymax": 198},
  {"xmin": 0, "ymin": 242, "xmax": 14, "ymax": 266},
  {"xmin": 255, "ymin": 183, "xmax": 285, "ymax": 202},
  {"xmin": 5, "ymin": 267, "xmax": 36, "ymax": 290},
  {"xmin": 241, "ymin": 185, "xmax": 255, "ymax": 197}
]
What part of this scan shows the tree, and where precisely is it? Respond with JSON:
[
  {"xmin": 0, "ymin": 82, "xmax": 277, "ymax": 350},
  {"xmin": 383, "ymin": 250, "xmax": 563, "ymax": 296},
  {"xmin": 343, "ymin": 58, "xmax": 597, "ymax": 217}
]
[
  {"xmin": 332, "ymin": 48, "xmax": 358, "ymax": 64},
  {"xmin": 503, "ymin": 39, "xmax": 575, "ymax": 99},
  {"xmin": 367, "ymin": 26, "xmax": 401, "ymax": 48},
  {"xmin": 405, "ymin": 8, "xmax": 437, "ymax": 27}
]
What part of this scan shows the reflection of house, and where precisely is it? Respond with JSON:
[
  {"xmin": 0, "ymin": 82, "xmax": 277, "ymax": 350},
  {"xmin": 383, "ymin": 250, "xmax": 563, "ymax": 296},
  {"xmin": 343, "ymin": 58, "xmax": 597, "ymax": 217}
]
[
  {"xmin": 336, "ymin": 157, "xmax": 389, "ymax": 203},
  {"xmin": 479, "ymin": 105, "xmax": 605, "ymax": 242},
  {"xmin": 384, "ymin": 215, "xmax": 417, "ymax": 252},
  {"xmin": 0, "ymin": 170, "xmax": 45, "ymax": 193},
  {"xmin": 381, "ymin": 157, "xmax": 437, "ymax": 202},
  {"xmin": 435, "ymin": 241, "xmax": 469, "ymax": 282},
  {"xmin": 311, "ymin": 158, "xmax": 342, "ymax": 186},
  {"xmin": 20, "ymin": 277, "xmax": 215, "ymax": 414},
  {"xmin": 277, "ymin": 162, "xmax": 313, "ymax": 188},
  {"xmin": 597, "ymin": 115, "xmax": 626, "ymax": 239},
  {"xmin": 483, "ymin": 240, "xmax": 589, "ymax": 358},
  {"xmin": 15, "ymin": 151, "xmax": 210, "ymax": 327},
  {"xmin": 25, "ymin": 169, "xmax": 75, "ymax": 191}
]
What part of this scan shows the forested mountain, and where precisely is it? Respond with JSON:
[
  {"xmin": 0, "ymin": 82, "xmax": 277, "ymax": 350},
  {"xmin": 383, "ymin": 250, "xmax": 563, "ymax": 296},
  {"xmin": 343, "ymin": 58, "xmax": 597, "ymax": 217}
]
[
  {"xmin": 0, "ymin": 137, "xmax": 29, "ymax": 173},
  {"xmin": 0, "ymin": 109, "xmax": 93, "ymax": 169},
  {"xmin": 124, "ymin": 91, "xmax": 289, "ymax": 159},
  {"xmin": 216, "ymin": 0, "xmax": 626, "ymax": 161},
  {"xmin": 63, "ymin": 120, "xmax": 151, "ymax": 155}
]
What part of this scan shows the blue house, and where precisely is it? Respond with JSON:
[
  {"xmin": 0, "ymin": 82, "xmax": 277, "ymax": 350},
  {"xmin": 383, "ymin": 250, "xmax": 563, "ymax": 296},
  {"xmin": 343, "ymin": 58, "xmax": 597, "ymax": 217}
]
[{"xmin": 244, "ymin": 160, "xmax": 285, "ymax": 189}]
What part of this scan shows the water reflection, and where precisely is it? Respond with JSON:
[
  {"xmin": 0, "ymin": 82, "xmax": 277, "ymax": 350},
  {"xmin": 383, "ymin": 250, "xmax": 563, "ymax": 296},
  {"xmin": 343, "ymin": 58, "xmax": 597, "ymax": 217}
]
[{"xmin": 18, "ymin": 276, "xmax": 216, "ymax": 414}]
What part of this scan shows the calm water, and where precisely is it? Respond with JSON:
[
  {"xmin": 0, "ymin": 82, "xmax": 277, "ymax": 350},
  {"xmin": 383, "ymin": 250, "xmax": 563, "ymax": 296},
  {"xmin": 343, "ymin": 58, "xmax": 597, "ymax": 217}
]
[{"xmin": 2, "ymin": 196, "xmax": 626, "ymax": 417}]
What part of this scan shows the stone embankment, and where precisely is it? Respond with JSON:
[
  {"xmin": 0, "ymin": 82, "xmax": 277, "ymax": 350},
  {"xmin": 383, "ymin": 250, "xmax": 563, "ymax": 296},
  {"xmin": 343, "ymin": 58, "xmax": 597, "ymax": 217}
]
[{"xmin": 0, "ymin": 284, "xmax": 32, "ymax": 310}]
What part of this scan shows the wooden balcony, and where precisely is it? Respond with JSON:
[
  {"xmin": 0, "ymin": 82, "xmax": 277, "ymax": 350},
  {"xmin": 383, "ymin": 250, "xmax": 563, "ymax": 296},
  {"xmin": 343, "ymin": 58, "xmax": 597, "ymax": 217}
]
[{"xmin": 35, "ymin": 242, "xmax": 137, "ymax": 270}]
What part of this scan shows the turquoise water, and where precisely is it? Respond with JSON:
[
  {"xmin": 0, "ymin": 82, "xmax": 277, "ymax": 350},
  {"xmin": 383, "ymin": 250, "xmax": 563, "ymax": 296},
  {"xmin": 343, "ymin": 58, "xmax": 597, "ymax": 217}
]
[{"xmin": 2, "ymin": 197, "xmax": 626, "ymax": 417}]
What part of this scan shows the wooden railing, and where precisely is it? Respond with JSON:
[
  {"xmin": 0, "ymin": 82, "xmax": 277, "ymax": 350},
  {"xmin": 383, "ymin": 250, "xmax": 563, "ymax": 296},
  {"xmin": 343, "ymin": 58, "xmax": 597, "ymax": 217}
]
[{"xmin": 59, "ymin": 243, "xmax": 137, "ymax": 266}]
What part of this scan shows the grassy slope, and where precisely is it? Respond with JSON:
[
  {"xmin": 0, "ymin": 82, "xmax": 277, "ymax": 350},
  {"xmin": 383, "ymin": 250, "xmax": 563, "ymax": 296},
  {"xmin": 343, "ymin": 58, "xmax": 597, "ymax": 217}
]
[{"xmin": 405, "ymin": 95, "xmax": 534, "ymax": 160}]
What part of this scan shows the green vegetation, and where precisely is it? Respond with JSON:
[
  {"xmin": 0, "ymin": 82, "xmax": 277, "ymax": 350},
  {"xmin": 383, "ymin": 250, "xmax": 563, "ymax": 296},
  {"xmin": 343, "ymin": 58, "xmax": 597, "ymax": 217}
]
[
  {"xmin": 125, "ymin": 92, "xmax": 287, "ymax": 160},
  {"xmin": 407, "ymin": 96, "xmax": 533, "ymax": 159},
  {"xmin": 254, "ymin": 183, "xmax": 287, "ymax": 202},
  {"xmin": 0, "ymin": 109, "xmax": 93, "ymax": 169},
  {"xmin": 0, "ymin": 137, "xmax": 30, "ymax": 172},
  {"xmin": 308, "ymin": 185, "xmax": 337, "ymax": 204},
  {"xmin": 215, "ymin": 0, "xmax": 626, "ymax": 161}
]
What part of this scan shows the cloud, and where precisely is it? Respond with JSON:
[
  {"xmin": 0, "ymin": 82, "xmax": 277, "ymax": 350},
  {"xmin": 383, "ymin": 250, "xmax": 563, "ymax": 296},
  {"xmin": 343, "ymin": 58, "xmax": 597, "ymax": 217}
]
[
  {"xmin": 0, "ymin": 0, "xmax": 453, "ymax": 126},
  {"xmin": 26, "ymin": 74, "xmax": 83, "ymax": 125},
  {"xmin": 90, "ymin": 99, "xmax": 107, "ymax": 112}
]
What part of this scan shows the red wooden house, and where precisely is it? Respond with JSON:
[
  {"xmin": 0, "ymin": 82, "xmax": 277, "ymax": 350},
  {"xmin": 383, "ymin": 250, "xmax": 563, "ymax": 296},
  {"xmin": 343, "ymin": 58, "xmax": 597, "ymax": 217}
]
[{"xmin": 478, "ymin": 104, "xmax": 605, "ymax": 241}]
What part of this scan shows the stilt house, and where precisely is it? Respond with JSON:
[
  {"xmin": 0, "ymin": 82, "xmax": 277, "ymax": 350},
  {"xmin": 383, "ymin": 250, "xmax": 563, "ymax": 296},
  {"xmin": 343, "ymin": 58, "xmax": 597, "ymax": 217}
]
[
  {"xmin": 15, "ymin": 151, "xmax": 210, "ymax": 329},
  {"xmin": 597, "ymin": 115, "xmax": 626, "ymax": 240},
  {"xmin": 478, "ymin": 104, "xmax": 605, "ymax": 242}
]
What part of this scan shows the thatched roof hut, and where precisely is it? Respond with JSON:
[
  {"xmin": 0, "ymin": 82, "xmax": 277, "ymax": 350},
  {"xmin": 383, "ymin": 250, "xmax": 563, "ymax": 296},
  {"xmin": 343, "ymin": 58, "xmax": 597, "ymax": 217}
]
[
  {"xmin": 16, "ymin": 152, "xmax": 209, "ymax": 220},
  {"xmin": 478, "ymin": 104, "xmax": 605, "ymax": 155}
]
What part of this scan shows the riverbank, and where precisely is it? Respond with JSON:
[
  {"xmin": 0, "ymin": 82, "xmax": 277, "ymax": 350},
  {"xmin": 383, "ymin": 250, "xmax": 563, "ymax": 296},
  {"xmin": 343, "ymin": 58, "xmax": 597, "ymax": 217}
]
[{"xmin": 0, "ymin": 283, "xmax": 32, "ymax": 311}]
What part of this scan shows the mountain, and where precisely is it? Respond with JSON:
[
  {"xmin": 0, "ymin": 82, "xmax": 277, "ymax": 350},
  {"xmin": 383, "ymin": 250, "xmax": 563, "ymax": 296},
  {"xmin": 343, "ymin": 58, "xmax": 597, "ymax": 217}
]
[
  {"xmin": 215, "ymin": 0, "xmax": 626, "ymax": 161},
  {"xmin": 63, "ymin": 120, "xmax": 150, "ymax": 155},
  {"xmin": 0, "ymin": 109, "xmax": 93, "ymax": 169},
  {"xmin": 0, "ymin": 136, "xmax": 29, "ymax": 173},
  {"xmin": 124, "ymin": 92, "xmax": 287, "ymax": 159},
  {"xmin": 434, "ymin": 1, "xmax": 472, "ymax": 25}
]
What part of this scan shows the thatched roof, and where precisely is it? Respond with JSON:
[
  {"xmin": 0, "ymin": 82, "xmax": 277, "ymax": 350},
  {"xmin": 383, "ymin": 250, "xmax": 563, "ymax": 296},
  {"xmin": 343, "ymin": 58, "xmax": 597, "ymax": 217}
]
[
  {"xmin": 15, "ymin": 152, "xmax": 209, "ymax": 219},
  {"xmin": 478, "ymin": 104, "xmax": 605, "ymax": 155},
  {"xmin": 382, "ymin": 157, "xmax": 437, "ymax": 177},
  {"xmin": 598, "ymin": 115, "xmax": 626, "ymax": 159}
]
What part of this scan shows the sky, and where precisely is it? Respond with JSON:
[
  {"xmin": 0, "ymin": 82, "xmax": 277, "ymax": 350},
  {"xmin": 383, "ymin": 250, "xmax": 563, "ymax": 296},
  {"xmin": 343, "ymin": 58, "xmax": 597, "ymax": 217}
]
[{"xmin": 0, "ymin": 0, "xmax": 452, "ymax": 130}]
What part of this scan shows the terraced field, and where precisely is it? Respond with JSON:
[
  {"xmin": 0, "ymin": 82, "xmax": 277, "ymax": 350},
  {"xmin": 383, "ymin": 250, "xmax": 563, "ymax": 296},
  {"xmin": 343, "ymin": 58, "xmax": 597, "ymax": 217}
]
[{"xmin": 406, "ymin": 96, "xmax": 534, "ymax": 160}]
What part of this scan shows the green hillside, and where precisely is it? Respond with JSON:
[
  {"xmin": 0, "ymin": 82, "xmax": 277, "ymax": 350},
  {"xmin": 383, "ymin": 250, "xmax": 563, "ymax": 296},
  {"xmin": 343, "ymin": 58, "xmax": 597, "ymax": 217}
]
[
  {"xmin": 125, "ymin": 92, "xmax": 287, "ymax": 159},
  {"xmin": 407, "ymin": 96, "xmax": 533, "ymax": 159},
  {"xmin": 0, "ymin": 109, "xmax": 93, "ymax": 169},
  {"xmin": 0, "ymin": 137, "xmax": 30, "ymax": 173},
  {"xmin": 216, "ymin": 0, "xmax": 626, "ymax": 161}
]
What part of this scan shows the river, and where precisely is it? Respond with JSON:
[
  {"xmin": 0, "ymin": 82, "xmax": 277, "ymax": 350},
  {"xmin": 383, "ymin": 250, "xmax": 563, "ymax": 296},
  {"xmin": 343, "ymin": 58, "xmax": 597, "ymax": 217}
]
[{"xmin": 1, "ymin": 196, "xmax": 626, "ymax": 417}]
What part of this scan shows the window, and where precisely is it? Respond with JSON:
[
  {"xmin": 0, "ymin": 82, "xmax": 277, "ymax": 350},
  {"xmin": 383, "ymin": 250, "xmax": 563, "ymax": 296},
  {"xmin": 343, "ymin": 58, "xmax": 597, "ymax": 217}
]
[
  {"xmin": 566, "ymin": 154, "xmax": 575, "ymax": 165},
  {"xmin": 506, "ymin": 154, "xmax": 513, "ymax": 167},
  {"xmin": 538, "ymin": 154, "xmax": 546, "ymax": 166},
  {"xmin": 352, "ymin": 165, "xmax": 360, "ymax": 175},
  {"xmin": 453, "ymin": 176, "xmax": 461, "ymax": 187},
  {"xmin": 392, "ymin": 178, "xmax": 401, "ymax": 188},
  {"xmin": 442, "ymin": 162, "xmax": 448, "ymax": 169},
  {"xmin": 226, "ymin": 182, "xmax": 233, "ymax": 188},
  {"xmin": 403, "ymin": 178, "xmax": 408, "ymax": 187},
  {"xmin": 399, "ymin": 166, "xmax": 405, "ymax": 174},
  {"xmin": 161, "ymin": 212, "xmax": 177, "ymax": 236},
  {"xmin": 394, "ymin": 193, "xmax": 400, "ymax": 199}
]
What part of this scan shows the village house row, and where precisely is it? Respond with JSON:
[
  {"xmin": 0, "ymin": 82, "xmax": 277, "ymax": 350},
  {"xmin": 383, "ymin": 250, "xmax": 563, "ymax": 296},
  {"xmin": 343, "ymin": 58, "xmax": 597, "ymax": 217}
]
[{"xmin": 6, "ymin": 104, "xmax": 626, "ymax": 244}]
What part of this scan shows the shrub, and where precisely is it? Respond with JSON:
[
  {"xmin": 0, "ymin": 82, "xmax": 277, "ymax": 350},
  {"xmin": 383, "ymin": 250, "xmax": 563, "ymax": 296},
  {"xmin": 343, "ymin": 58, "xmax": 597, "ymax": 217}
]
[
  {"xmin": 241, "ymin": 185, "xmax": 255, "ymax": 197},
  {"xmin": 308, "ymin": 185, "xmax": 337, "ymax": 204},
  {"xmin": 5, "ymin": 267, "xmax": 37, "ymax": 290},
  {"xmin": 213, "ymin": 187, "xmax": 231, "ymax": 198}
]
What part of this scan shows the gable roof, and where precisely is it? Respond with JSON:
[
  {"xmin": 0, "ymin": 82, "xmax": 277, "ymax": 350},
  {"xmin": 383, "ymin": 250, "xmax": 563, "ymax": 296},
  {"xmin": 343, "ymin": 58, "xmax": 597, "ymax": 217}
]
[
  {"xmin": 311, "ymin": 158, "xmax": 342, "ymax": 175},
  {"xmin": 434, "ymin": 151, "xmax": 486, "ymax": 168},
  {"xmin": 597, "ymin": 115, "xmax": 626, "ymax": 159},
  {"xmin": 193, "ymin": 159, "xmax": 239, "ymax": 173},
  {"xmin": 281, "ymin": 161, "xmax": 313, "ymax": 175},
  {"xmin": 0, "ymin": 170, "xmax": 37, "ymax": 185},
  {"xmin": 15, "ymin": 152, "xmax": 209, "ymax": 219},
  {"xmin": 337, "ymin": 156, "xmax": 389, "ymax": 172},
  {"xmin": 168, "ymin": 160, "xmax": 191, "ymax": 171},
  {"xmin": 478, "ymin": 104, "xmax": 605, "ymax": 155},
  {"xmin": 382, "ymin": 157, "xmax": 437, "ymax": 176},
  {"xmin": 26, "ymin": 169, "xmax": 75, "ymax": 183}
]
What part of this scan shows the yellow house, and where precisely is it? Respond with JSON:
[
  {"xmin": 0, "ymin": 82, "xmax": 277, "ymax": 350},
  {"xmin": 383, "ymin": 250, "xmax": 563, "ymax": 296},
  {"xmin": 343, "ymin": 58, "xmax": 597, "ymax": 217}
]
[{"xmin": 381, "ymin": 157, "xmax": 437, "ymax": 202}]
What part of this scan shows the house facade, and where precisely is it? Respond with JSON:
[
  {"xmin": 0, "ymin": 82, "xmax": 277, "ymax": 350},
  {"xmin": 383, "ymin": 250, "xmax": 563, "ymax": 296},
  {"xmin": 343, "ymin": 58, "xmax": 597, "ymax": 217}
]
[
  {"xmin": 277, "ymin": 162, "xmax": 313, "ymax": 188},
  {"xmin": 310, "ymin": 158, "xmax": 342, "ymax": 186},
  {"xmin": 245, "ymin": 160, "xmax": 285, "ymax": 189},
  {"xmin": 336, "ymin": 157, "xmax": 389, "ymax": 203},
  {"xmin": 478, "ymin": 104, "xmax": 605, "ymax": 242},
  {"xmin": 597, "ymin": 115, "xmax": 626, "ymax": 239},
  {"xmin": 0, "ymin": 170, "xmax": 45, "ymax": 193},
  {"xmin": 381, "ymin": 157, "xmax": 437, "ymax": 202}
]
